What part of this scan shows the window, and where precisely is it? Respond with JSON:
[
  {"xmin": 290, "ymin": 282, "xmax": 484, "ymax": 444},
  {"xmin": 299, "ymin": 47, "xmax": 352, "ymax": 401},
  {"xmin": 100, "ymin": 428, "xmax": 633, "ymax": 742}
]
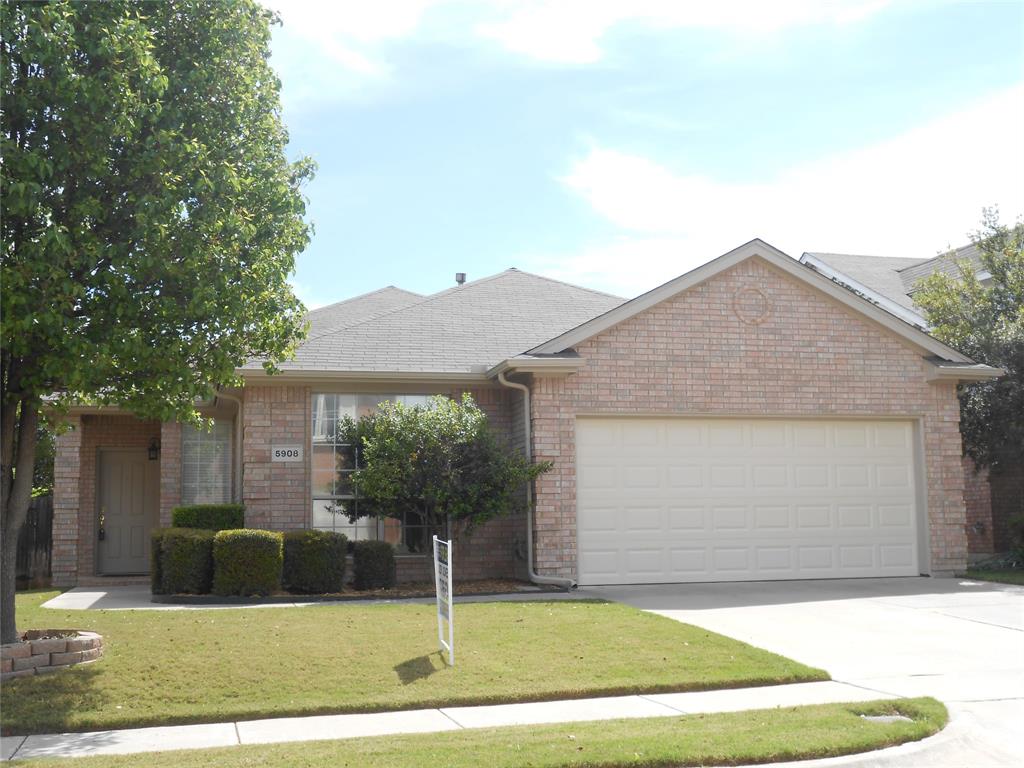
[
  {"xmin": 181, "ymin": 421, "xmax": 232, "ymax": 505},
  {"xmin": 311, "ymin": 394, "xmax": 434, "ymax": 553}
]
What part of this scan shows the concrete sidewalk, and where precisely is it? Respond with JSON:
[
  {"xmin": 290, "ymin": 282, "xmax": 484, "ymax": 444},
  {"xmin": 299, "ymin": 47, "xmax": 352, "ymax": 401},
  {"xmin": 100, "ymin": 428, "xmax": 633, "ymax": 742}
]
[
  {"xmin": 40, "ymin": 585, "xmax": 579, "ymax": 611},
  {"xmin": 1, "ymin": 680, "xmax": 894, "ymax": 762}
]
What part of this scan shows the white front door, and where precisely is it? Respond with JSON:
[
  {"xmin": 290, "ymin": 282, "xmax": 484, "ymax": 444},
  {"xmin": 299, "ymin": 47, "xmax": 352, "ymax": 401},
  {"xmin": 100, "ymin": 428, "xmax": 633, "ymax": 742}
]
[
  {"xmin": 98, "ymin": 449, "xmax": 159, "ymax": 575},
  {"xmin": 576, "ymin": 418, "xmax": 921, "ymax": 585}
]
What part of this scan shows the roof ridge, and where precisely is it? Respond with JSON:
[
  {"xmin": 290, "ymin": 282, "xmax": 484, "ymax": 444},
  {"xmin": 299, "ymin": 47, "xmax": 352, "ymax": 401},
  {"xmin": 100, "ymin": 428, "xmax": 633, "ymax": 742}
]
[
  {"xmin": 299, "ymin": 268, "xmax": 623, "ymax": 349},
  {"xmin": 300, "ymin": 276, "xmax": 506, "ymax": 344},
  {"xmin": 499, "ymin": 267, "xmax": 626, "ymax": 300},
  {"xmin": 896, "ymin": 241, "xmax": 977, "ymax": 274},
  {"xmin": 303, "ymin": 287, "xmax": 431, "ymax": 343},
  {"xmin": 806, "ymin": 251, "xmax": 929, "ymax": 264},
  {"xmin": 305, "ymin": 285, "xmax": 423, "ymax": 317}
]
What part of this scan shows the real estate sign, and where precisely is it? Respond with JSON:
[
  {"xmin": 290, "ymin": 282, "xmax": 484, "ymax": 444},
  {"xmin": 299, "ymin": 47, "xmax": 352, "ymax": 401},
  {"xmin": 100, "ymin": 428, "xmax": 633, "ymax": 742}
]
[{"xmin": 432, "ymin": 535, "xmax": 454, "ymax": 666}]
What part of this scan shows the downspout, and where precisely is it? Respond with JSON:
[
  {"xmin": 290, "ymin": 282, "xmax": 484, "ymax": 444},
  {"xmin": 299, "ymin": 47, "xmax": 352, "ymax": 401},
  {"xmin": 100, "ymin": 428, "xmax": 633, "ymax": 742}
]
[
  {"xmin": 214, "ymin": 391, "xmax": 244, "ymax": 505},
  {"xmin": 497, "ymin": 371, "xmax": 577, "ymax": 590}
]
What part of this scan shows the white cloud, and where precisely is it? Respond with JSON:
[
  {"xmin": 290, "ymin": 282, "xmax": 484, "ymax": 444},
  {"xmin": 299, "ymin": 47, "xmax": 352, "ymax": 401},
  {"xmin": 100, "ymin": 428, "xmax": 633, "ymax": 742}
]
[
  {"xmin": 478, "ymin": 0, "xmax": 894, "ymax": 64},
  {"xmin": 261, "ymin": 0, "xmax": 443, "ymax": 108},
  {"xmin": 529, "ymin": 85, "xmax": 1024, "ymax": 295},
  {"xmin": 262, "ymin": 0, "xmax": 894, "ymax": 109}
]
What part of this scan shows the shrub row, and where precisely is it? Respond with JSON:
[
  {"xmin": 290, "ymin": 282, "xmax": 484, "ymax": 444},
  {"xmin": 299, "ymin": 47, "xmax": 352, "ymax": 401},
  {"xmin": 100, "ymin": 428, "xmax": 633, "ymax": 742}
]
[
  {"xmin": 170, "ymin": 503, "xmax": 245, "ymax": 531},
  {"xmin": 352, "ymin": 540, "xmax": 396, "ymax": 590},
  {"xmin": 151, "ymin": 529, "xmax": 396, "ymax": 595},
  {"xmin": 282, "ymin": 529, "xmax": 348, "ymax": 594}
]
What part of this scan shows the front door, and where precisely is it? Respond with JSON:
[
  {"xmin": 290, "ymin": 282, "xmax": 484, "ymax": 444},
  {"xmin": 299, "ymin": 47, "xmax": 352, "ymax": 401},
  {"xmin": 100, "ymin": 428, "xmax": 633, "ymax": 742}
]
[{"xmin": 98, "ymin": 449, "xmax": 159, "ymax": 575}]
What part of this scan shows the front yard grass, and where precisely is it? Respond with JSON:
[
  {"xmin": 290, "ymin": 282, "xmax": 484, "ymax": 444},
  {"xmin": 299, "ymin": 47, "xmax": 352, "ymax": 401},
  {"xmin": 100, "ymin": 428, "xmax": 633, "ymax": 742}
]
[
  {"xmin": 2, "ymin": 591, "xmax": 826, "ymax": 735},
  {"xmin": 20, "ymin": 698, "xmax": 947, "ymax": 768},
  {"xmin": 964, "ymin": 569, "xmax": 1024, "ymax": 586}
]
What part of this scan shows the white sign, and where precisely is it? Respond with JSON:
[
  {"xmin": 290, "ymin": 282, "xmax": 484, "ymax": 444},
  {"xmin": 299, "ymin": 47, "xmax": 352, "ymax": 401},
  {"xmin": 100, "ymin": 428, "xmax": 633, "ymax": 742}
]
[
  {"xmin": 271, "ymin": 445, "xmax": 303, "ymax": 462},
  {"xmin": 432, "ymin": 535, "xmax": 454, "ymax": 666}
]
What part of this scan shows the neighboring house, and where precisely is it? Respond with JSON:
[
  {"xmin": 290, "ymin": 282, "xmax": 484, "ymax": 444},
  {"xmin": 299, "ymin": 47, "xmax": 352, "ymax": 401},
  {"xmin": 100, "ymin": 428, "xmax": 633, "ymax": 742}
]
[
  {"xmin": 799, "ymin": 243, "xmax": 989, "ymax": 330},
  {"xmin": 52, "ymin": 239, "xmax": 1001, "ymax": 588},
  {"xmin": 799, "ymin": 244, "xmax": 1016, "ymax": 561}
]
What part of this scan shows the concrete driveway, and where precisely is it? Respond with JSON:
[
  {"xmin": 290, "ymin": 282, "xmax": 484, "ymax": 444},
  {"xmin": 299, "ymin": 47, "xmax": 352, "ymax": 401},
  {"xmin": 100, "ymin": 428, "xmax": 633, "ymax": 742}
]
[{"xmin": 581, "ymin": 577, "xmax": 1024, "ymax": 767}]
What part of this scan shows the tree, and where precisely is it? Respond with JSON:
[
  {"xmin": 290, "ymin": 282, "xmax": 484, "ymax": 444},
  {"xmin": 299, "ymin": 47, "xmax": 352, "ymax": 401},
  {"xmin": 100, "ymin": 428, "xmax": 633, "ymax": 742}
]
[
  {"xmin": 341, "ymin": 395, "xmax": 551, "ymax": 543},
  {"xmin": 914, "ymin": 210, "xmax": 1024, "ymax": 472},
  {"xmin": 1, "ymin": 1, "xmax": 313, "ymax": 642}
]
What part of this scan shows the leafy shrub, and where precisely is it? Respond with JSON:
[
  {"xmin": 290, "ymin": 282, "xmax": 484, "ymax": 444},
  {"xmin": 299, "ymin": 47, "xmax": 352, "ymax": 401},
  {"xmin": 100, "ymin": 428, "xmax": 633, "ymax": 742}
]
[
  {"xmin": 150, "ymin": 530, "xmax": 167, "ymax": 594},
  {"xmin": 212, "ymin": 529, "xmax": 283, "ymax": 596},
  {"xmin": 171, "ymin": 503, "xmax": 245, "ymax": 531},
  {"xmin": 352, "ymin": 540, "xmax": 396, "ymax": 590},
  {"xmin": 282, "ymin": 530, "xmax": 347, "ymax": 594},
  {"xmin": 160, "ymin": 528, "xmax": 215, "ymax": 594}
]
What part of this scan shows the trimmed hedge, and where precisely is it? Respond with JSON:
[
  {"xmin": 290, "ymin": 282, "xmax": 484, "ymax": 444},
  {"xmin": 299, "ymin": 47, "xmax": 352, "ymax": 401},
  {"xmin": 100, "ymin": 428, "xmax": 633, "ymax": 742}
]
[
  {"xmin": 150, "ymin": 530, "xmax": 166, "ymax": 594},
  {"xmin": 352, "ymin": 540, "xmax": 396, "ymax": 590},
  {"xmin": 171, "ymin": 503, "xmax": 245, "ymax": 531},
  {"xmin": 282, "ymin": 530, "xmax": 348, "ymax": 594},
  {"xmin": 162, "ymin": 528, "xmax": 215, "ymax": 594},
  {"xmin": 213, "ymin": 529, "xmax": 283, "ymax": 596}
]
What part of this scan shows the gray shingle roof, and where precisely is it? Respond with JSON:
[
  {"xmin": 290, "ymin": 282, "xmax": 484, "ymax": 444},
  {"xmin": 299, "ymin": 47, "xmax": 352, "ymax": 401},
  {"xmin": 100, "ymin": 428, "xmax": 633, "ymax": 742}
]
[
  {"xmin": 806, "ymin": 242, "xmax": 986, "ymax": 315},
  {"xmin": 250, "ymin": 269, "xmax": 624, "ymax": 374},
  {"xmin": 304, "ymin": 286, "xmax": 425, "ymax": 339},
  {"xmin": 899, "ymin": 243, "xmax": 984, "ymax": 294},
  {"xmin": 804, "ymin": 252, "xmax": 927, "ymax": 311}
]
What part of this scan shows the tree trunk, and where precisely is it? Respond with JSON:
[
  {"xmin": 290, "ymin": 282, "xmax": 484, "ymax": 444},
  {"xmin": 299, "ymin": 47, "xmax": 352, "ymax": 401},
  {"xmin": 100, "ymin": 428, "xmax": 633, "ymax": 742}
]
[{"xmin": 1, "ymin": 397, "xmax": 39, "ymax": 644}]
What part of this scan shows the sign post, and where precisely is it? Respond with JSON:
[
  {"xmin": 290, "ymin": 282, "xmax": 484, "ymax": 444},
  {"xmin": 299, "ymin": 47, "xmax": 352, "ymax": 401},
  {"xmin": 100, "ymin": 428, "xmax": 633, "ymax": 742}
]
[{"xmin": 432, "ymin": 535, "xmax": 454, "ymax": 666}]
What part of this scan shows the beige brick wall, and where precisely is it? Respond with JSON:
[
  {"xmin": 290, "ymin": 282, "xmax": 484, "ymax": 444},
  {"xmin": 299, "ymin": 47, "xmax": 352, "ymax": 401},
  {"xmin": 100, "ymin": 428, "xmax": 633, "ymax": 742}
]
[
  {"xmin": 52, "ymin": 417, "xmax": 82, "ymax": 587},
  {"xmin": 159, "ymin": 422, "xmax": 182, "ymax": 526},
  {"xmin": 242, "ymin": 385, "xmax": 311, "ymax": 530},
  {"xmin": 52, "ymin": 415, "xmax": 161, "ymax": 585},
  {"xmin": 530, "ymin": 256, "xmax": 969, "ymax": 579},
  {"xmin": 963, "ymin": 456, "xmax": 993, "ymax": 559}
]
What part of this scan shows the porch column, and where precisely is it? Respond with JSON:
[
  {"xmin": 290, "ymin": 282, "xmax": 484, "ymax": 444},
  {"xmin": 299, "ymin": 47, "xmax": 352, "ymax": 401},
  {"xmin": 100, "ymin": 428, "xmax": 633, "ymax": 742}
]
[{"xmin": 51, "ymin": 417, "xmax": 82, "ymax": 587}]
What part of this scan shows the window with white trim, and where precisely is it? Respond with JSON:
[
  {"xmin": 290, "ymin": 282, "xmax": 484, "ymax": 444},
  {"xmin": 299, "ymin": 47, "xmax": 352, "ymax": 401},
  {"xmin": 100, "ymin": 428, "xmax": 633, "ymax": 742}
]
[
  {"xmin": 181, "ymin": 421, "xmax": 232, "ymax": 505},
  {"xmin": 311, "ymin": 394, "xmax": 434, "ymax": 553}
]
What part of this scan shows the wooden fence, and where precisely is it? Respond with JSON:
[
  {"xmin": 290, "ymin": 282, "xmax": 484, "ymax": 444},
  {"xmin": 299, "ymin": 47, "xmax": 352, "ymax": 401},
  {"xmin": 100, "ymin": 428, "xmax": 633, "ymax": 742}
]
[{"xmin": 17, "ymin": 494, "xmax": 52, "ymax": 587}]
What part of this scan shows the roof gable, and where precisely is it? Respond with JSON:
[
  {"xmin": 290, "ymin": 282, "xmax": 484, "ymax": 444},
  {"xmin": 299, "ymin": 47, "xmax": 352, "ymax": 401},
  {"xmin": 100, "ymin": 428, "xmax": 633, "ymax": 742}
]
[{"xmin": 529, "ymin": 239, "xmax": 973, "ymax": 364}]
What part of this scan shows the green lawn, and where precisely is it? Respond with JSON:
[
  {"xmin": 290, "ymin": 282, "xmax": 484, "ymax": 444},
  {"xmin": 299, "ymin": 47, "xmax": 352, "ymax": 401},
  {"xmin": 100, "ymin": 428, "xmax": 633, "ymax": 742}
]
[
  {"xmin": 19, "ymin": 698, "xmax": 947, "ymax": 768},
  {"xmin": 964, "ymin": 569, "xmax": 1024, "ymax": 586},
  {"xmin": 2, "ymin": 591, "xmax": 826, "ymax": 736}
]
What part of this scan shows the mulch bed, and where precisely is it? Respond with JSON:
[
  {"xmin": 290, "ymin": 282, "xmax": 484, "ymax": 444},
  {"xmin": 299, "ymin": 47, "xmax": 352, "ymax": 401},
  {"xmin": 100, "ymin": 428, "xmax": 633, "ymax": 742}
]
[{"xmin": 151, "ymin": 578, "xmax": 563, "ymax": 605}]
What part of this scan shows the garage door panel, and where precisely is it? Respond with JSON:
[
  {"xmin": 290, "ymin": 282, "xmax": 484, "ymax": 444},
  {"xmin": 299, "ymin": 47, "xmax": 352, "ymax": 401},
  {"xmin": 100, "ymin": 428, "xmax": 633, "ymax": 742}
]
[
  {"xmin": 667, "ymin": 465, "xmax": 703, "ymax": 487},
  {"xmin": 577, "ymin": 418, "xmax": 920, "ymax": 585},
  {"xmin": 669, "ymin": 506, "xmax": 706, "ymax": 530}
]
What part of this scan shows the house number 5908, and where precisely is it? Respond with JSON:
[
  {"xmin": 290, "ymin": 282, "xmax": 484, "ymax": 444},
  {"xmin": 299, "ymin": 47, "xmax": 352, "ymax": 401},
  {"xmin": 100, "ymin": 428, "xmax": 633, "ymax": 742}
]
[{"xmin": 271, "ymin": 445, "xmax": 303, "ymax": 462}]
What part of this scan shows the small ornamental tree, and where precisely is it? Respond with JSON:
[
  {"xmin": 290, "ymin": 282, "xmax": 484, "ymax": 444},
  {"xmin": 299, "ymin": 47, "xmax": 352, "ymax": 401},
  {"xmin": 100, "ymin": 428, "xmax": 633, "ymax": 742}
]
[
  {"xmin": 1, "ymin": 1, "xmax": 313, "ymax": 642},
  {"xmin": 914, "ymin": 210, "xmax": 1024, "ymax": 473},
  {"xmin": 341, "ymin": 394, "xmax": 551, "ymax": 538}
]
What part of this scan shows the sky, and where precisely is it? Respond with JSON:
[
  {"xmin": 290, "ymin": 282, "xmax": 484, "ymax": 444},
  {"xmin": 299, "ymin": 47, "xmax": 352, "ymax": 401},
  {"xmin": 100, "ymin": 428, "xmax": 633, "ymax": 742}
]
[{"xmin": 262, "ymin": 0, "xmax": 1024, "ymax": 307}]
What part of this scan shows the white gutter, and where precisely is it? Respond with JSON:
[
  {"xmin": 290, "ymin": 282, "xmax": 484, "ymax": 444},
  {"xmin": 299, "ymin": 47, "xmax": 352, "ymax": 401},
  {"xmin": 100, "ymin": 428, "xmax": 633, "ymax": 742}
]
[
  {"xmin": 214, "ymin": 391, "xmax": 244, "ymax": 505},
  {"xmin": 496, "ymin": 370, "xmax": 576, "ymax": 591}
]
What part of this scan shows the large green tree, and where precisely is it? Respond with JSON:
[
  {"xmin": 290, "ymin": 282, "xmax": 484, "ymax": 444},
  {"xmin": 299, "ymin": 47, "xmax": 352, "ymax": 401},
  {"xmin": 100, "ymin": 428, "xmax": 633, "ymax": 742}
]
[
  {"xmin": 914, "ymin": 210, "xmax": 1024, "ymax": 472},
  {"xmin": 1, "ymin": 1, "xmax": 313, "ymax": 642}
]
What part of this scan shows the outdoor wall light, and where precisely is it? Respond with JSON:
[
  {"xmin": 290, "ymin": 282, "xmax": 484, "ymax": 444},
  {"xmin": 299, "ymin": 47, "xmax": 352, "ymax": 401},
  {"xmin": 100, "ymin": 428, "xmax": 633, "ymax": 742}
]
[{"xmin": 148, "ymin": 438, "xmax": 160, "ymax": 461}]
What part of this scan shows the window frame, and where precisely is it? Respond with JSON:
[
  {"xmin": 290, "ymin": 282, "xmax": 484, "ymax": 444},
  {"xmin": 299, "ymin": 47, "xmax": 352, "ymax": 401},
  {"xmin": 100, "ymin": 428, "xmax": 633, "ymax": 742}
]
[
  {"xmin": 180, "ymin": 419, "xmax": 233, "ymax": 506},
  {"xmin": 310, "ymin": 393, "xmax": 437, "ymax": 555}
]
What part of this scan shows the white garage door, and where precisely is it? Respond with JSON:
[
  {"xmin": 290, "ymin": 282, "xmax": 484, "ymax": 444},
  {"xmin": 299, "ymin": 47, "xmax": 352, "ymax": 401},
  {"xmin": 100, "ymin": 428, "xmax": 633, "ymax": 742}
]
[{"xmin": 576, "ymin": 418, "xmax": 921, "ymax": 585}]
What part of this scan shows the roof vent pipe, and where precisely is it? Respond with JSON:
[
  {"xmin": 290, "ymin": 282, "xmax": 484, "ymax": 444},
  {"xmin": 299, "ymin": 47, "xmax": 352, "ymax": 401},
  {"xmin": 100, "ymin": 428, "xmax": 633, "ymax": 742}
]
[{"xmin": 455, "ymin": 272, "xmax": 466, "ymax": 286}]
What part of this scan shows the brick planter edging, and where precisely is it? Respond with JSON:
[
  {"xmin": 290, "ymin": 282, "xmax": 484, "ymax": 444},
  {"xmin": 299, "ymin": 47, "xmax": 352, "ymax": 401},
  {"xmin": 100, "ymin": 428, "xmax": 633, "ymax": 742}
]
[{"xmin": 1, "ymin": 630, "xmax": 103, "ymax": 681}]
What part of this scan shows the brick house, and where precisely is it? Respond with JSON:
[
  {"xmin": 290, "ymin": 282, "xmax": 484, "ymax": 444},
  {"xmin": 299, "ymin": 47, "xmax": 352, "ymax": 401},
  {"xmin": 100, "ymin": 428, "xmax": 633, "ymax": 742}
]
[
  {"xmin": 52, "ymin": 240, "xmax": 1001, "ymax": 588},
  {"xmin": 800, "ymin": 243, "xmax": 1020, "ymax": 561}
]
